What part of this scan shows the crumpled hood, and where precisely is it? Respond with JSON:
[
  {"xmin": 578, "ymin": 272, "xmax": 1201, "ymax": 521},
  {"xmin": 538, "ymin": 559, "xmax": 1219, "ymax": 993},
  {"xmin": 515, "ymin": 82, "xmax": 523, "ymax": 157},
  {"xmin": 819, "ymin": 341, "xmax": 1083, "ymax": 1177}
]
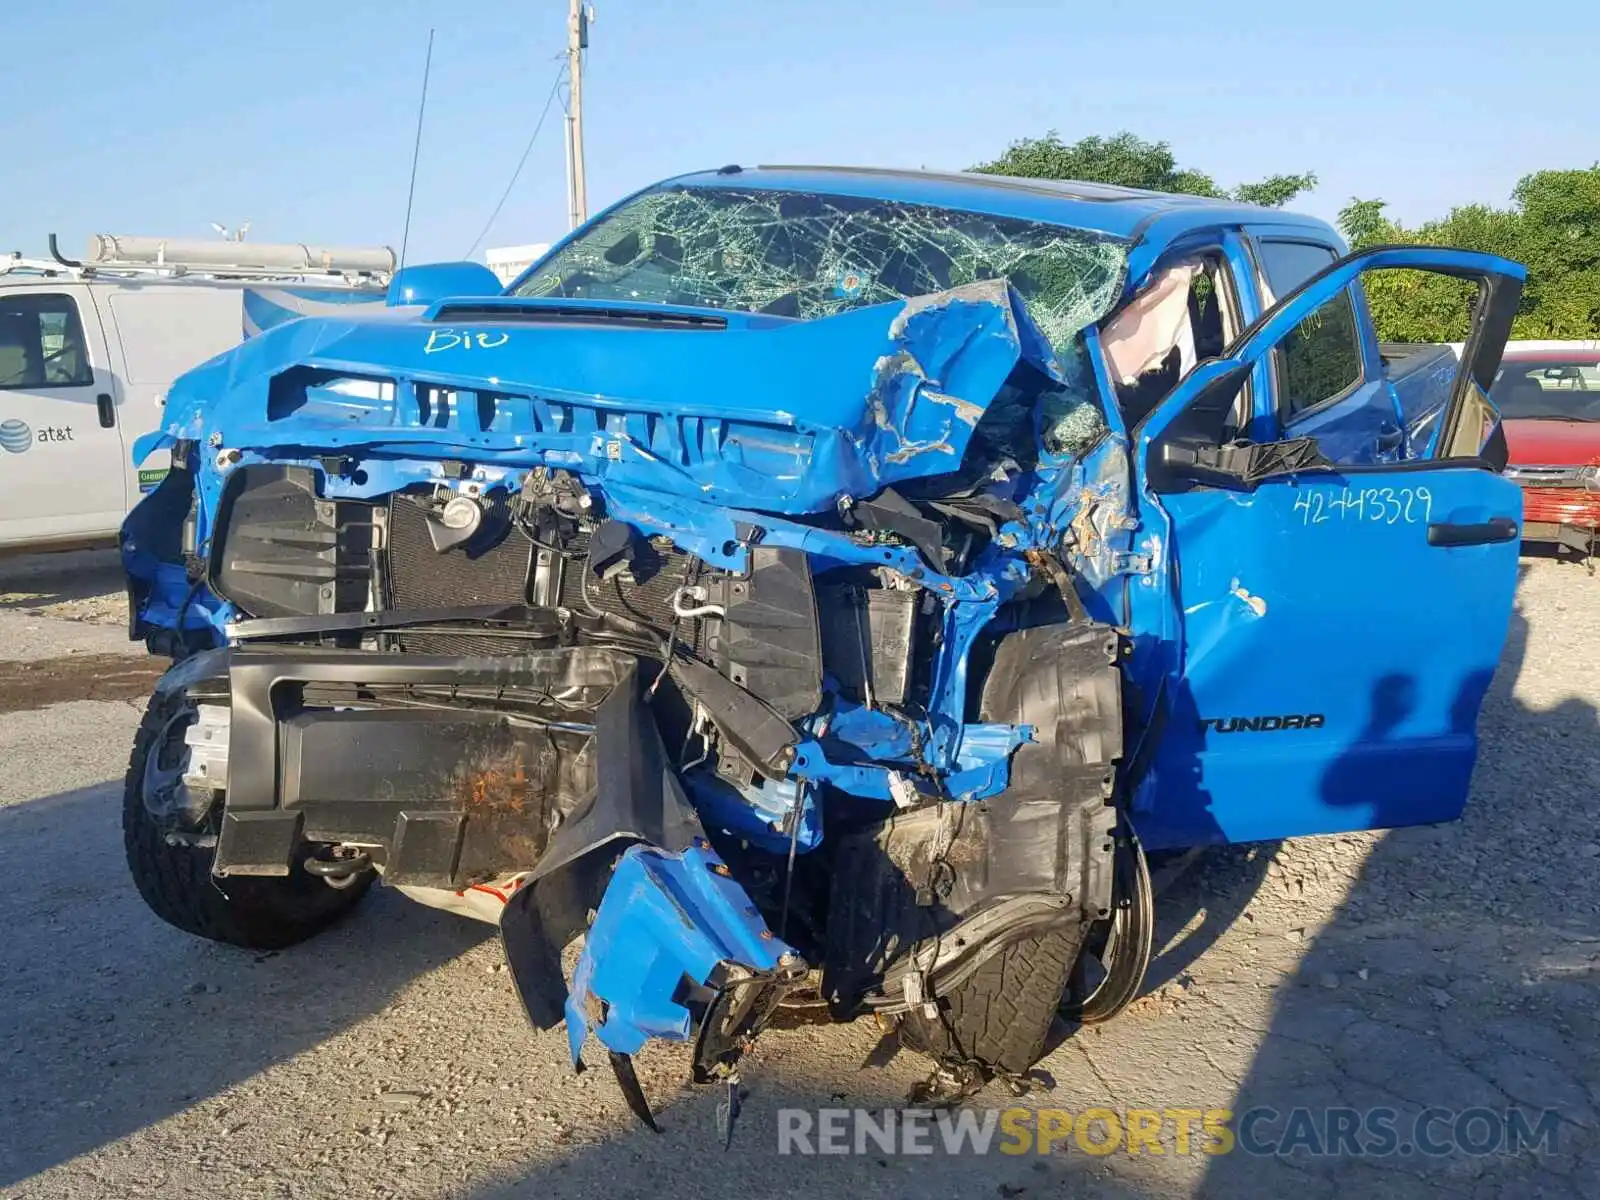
[{"xmin": 140, "ymin": 281, "xmax": 1066, "ymax": 514}]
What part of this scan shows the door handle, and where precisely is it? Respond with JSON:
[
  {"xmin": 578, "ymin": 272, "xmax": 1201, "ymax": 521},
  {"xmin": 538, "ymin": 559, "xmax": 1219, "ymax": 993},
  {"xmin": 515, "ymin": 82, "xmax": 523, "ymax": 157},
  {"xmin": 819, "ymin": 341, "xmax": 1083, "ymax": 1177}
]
[
  {"xmin": 96, "ymin": 393, "xmax": 115, "ymax": 428},
  {"xmin": 1427, "ymin": 517, "xmax": 1518, "ymax": 547}
]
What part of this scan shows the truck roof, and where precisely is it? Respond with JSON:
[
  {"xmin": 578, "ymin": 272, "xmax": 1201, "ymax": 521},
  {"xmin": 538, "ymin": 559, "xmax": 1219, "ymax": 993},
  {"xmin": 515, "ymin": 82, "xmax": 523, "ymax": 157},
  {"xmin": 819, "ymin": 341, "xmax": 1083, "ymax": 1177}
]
[{"xmin": 659, "ymin": 164, "xmax": 1341, "ymax": 258}]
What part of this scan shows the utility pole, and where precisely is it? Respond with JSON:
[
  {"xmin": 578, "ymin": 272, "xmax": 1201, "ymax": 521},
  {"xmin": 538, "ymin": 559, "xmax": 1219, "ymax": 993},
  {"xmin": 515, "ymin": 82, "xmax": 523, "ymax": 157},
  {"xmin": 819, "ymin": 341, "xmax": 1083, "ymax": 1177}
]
[{"xmin": 565, "ymin": 0, "xmax": 590, "ymax": 229}]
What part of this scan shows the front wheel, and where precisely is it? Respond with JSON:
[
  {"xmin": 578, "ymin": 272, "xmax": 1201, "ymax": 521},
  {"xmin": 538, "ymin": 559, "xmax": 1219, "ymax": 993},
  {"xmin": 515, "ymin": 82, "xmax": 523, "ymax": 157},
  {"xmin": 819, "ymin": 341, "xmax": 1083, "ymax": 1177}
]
[
  {"xmin": 123, "ymin": 689, "xmax": 373, "ymax": 950},
  {"xmin": 900, "ymin": 830, "xmax": 1154, "ymax": 1074},
  {"xmin": 898, "ymin": 929, "xmax": 1080, "ymax": 1076}
]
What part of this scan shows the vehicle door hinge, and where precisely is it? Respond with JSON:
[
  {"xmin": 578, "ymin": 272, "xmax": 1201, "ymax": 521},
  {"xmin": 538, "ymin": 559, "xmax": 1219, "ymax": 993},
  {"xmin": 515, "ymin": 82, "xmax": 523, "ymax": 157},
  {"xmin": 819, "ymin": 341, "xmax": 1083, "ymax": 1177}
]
[{"xmin": 1111, "ymin": 550, "xmax": 1154, "ymax": 576}]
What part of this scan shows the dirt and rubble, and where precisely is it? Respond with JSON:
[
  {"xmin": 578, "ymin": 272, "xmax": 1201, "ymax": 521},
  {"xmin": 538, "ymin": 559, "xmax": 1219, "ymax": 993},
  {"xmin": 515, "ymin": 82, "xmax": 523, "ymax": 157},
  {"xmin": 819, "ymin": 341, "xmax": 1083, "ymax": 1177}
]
[
  {"xmin": 0, "ymin": 655, "xmax": 166, "ymax": 714},
  {"xmin": 0, "ymin": 551, "xmax": 1594, "ymax": 1199}
]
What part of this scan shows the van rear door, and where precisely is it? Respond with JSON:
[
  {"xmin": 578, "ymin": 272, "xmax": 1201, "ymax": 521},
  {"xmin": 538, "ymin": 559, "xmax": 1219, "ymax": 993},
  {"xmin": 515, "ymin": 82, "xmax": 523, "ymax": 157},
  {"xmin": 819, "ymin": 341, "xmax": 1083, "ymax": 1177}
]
[
  {"xmin": 101, "ymin": 286, "xmax": 245, "ymax": 499},
  {"xmin": 0, "ymin": 283, "xmax": 128, "ymax": 546}
]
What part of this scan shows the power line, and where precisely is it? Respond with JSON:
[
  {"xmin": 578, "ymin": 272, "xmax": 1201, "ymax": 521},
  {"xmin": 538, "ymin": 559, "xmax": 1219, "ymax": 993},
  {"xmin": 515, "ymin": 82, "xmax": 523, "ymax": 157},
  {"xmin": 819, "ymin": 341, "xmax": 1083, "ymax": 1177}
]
[
  {"xmin": 463, "ymin": 62, "xmax": 568, "ymax": 259},
  {"xmin": 398, "ymin": 28, "xmax": 436, "ymax": 274}
]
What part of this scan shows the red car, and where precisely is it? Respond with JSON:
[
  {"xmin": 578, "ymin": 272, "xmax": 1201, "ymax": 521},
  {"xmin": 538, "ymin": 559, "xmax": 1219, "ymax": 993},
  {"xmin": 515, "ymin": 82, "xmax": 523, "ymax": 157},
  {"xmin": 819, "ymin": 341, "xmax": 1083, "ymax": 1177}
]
[{"xmin": 1492, "ymin": 345, "xmax": 1600, "ymax": 559}]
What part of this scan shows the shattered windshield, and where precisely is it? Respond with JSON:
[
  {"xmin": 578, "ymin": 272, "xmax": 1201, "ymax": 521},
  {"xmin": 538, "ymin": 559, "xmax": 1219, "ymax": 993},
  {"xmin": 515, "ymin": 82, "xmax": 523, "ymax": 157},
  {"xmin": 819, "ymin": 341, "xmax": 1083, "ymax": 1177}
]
[{"xmin": 512, "ymin": 186, "xmax": 1129, "ymax": 350}]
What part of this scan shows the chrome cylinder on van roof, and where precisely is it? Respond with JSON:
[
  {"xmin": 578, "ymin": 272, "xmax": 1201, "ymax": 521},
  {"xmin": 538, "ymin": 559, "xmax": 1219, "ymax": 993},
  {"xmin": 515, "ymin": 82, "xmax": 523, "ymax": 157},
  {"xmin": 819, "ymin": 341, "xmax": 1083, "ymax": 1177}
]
[{"xmin": 86, "ymin": 235, "xmax": 396, "ymax": 277}]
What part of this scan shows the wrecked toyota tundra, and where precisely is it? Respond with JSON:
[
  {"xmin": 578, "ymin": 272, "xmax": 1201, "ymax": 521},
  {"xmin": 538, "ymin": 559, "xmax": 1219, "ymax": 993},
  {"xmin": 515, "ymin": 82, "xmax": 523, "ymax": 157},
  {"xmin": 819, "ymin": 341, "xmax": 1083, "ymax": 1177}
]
[{"xmin": 119, "ymin": 166, "xmax": 1528, "ymax": 1117}]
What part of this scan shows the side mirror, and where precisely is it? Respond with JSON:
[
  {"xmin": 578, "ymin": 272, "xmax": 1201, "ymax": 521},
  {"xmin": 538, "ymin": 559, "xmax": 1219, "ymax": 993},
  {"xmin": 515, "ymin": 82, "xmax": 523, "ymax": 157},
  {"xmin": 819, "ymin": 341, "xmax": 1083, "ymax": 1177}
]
[
  {"xmin": 1152, "ymin": 366, "xmax": 1337, "ymax": 492},
  {"xmin": 1156, "ymin": 435, "xmax": 1334, "ymax": 491},
  {"xmin": 1141, "ymin": 360, "xmax": 1335, "ymax": 491},
  {"xmin": 386, "ymin": 261, "xmax": 504, "ymax": 307}
]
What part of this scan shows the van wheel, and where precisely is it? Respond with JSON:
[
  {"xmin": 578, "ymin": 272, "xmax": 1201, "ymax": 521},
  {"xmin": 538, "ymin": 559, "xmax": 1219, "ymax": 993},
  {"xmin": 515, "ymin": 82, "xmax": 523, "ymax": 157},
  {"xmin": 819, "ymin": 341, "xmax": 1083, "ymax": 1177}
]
[
  {"xmin": 123, "ymin": 690, "xmax": 373, "ymax": 950},
  {"xmin": 898, "ymin": 929, "xmax": 1078, "ymax": 1076}
]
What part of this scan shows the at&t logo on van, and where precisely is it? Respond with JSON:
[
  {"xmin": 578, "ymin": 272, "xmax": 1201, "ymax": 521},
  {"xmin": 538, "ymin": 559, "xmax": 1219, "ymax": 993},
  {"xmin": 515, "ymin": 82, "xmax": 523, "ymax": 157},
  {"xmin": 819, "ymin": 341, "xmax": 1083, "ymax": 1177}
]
[{"xmin": 0, "ymin": 418, "xmax": 32, "ymax": 454}]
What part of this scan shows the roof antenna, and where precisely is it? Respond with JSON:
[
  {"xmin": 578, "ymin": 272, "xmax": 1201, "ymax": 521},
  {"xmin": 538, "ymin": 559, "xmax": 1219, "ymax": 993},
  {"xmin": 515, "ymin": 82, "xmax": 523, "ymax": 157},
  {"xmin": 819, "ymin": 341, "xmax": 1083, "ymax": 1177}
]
[{"xmin": 398, "ymin": 27, "xmax": 436, "ymax": 274}]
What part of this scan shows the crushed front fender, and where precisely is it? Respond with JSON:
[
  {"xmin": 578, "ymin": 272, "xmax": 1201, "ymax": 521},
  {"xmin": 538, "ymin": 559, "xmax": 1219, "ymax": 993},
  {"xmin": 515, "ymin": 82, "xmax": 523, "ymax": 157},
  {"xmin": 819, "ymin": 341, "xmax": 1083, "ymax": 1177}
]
[{"xmin": 564, "ymin": 841, "xmax": 805, "ymax": 1077}]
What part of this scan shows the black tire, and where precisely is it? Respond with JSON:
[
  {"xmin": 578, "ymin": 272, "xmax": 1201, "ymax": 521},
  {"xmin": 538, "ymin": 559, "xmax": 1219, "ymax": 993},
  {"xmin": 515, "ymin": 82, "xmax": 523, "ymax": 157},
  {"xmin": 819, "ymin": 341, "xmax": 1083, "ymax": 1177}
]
[
  {"xmin": 123, "ymin": 688, "xmax": 373, "ymax": 950},
  {"xmin": 899, "ymin": 929, "xmax": 1078, "ymax": 1076}
]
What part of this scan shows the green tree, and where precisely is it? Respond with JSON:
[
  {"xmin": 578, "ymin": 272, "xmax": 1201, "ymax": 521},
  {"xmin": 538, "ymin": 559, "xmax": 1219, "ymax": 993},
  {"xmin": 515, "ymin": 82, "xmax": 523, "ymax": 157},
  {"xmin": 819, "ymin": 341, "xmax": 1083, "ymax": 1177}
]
[
  {"xmin": 1336, "ymin": 198, "xmax": 1391, "ymax": 247},
  {"xmin": 973, "ymin": 130, "xmax": 1316, "ymax": 208},
  {"xmin": 1337, "ymin": 167, "xmax": 1600, "ymax": 341},
  {"xmin": 1508, "ymin": 169, "xmax": 1600, "ymax": 338},
  {"xmin": 1232, "ymin": 174, "xmax": 1322, "ymax": 209}
]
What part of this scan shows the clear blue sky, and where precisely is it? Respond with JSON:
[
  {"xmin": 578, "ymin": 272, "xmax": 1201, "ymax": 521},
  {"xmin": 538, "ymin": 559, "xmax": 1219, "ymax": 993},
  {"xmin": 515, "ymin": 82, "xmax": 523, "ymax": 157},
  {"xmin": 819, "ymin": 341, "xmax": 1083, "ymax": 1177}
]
[{"xmin": 1, "ymin": 1, "xmax": 1590, "ymax": 263}]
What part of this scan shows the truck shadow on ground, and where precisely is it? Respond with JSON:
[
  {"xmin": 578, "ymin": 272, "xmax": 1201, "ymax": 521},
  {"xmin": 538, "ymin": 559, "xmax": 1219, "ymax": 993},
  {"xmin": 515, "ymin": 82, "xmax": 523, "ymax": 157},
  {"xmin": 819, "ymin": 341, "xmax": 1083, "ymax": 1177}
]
[
  {"xmin": 487, "ymin": 1101, "xmax": 1162, "ymax": 1200},
  {"xmin": 1194, "ymin": 581, "xmax": 1600, "ymax": 1197},
  {"xmin": 5, "ymin": 568, "xmax": 1590, "ymax": 1198},
  {"xmin": 1141, "ymin": 842, "xmax": 1277, "ymax": 997},
  {"xmin": 459, "ymin": 569, "xmax": 1599, "ymax": 1199},
  {"xmin": 0, "ymin": 547, "xmax": 125, "ymax": 613},
  {"xmin": 0, "ymin": 780, "xmax": 491, "ymax": 1188}
]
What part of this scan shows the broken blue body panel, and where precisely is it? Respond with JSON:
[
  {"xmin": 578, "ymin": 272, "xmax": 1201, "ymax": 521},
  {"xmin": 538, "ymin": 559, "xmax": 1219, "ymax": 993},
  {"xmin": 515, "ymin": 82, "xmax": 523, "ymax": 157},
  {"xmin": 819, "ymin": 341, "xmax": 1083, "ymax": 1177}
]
[
  {"xmin": 118, "ymin": 166, "xmax": 1526, "ymax": 1099},
  {"xmin": 564, "ymin": 842, "xmax": 797, "ymax": 1061}
]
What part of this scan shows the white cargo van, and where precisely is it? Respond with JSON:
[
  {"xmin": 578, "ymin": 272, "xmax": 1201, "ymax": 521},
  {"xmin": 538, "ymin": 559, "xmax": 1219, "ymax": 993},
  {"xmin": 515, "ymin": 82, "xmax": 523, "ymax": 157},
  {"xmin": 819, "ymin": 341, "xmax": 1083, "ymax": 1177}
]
[{"xmin": 0, "ymin": 235, "xmax": 392, "ymax": 552}]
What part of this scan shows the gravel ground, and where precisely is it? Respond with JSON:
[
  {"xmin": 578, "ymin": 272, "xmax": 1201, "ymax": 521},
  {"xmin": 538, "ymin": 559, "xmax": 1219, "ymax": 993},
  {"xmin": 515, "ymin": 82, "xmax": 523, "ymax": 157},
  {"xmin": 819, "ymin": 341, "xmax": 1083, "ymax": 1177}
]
[
  {"xmin": 0, "ymin": 548, "xmax": 130, "ymax": 630},
  {"xmin": 0, "ymin": 552, "xmax": 1594, "ymax": 1199}
]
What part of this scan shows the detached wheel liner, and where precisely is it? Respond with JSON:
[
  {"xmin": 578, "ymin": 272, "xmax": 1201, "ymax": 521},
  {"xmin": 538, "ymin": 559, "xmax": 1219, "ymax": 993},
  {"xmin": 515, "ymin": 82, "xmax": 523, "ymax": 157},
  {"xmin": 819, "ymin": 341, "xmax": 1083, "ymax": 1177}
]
[{"xmin": 866, "ymin": 622, "xmax": 1125, "ymax": 1077}]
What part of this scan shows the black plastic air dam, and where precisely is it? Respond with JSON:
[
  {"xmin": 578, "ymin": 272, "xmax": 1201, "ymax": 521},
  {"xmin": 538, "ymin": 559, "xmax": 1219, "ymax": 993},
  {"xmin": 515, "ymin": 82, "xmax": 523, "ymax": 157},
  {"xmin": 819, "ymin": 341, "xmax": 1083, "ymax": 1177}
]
[
  {"xmin": 209, "ymin": 465, "xmax": 372, "ymax": 619},
  {"xmin": 212, "ymin": 646, "xmax": 699, "ymax": 887}
]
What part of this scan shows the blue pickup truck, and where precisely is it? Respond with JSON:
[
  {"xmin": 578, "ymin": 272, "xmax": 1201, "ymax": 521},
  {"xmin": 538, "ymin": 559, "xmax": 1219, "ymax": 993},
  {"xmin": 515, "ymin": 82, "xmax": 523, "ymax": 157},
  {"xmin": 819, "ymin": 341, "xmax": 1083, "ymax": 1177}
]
[{"xmin": 118, "ymin": 165, "xmax": 1525, "ymax": 1114}]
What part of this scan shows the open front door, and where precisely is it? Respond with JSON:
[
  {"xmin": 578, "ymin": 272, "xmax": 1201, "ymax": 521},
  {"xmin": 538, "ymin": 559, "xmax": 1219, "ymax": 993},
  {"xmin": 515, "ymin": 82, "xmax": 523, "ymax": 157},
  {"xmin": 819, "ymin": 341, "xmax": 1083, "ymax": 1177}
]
[{"xmin": 1129, "ymin": 246, "xmax": 1527, "ymax": 849}]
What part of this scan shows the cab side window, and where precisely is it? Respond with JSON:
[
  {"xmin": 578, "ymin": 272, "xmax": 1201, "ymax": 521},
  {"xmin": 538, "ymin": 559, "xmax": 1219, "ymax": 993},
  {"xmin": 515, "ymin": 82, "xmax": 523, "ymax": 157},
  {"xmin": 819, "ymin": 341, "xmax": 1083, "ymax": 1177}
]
[
  {"xmin": 0, "ymin": 294, "xmax": 94, "ymax": 389},
  {"xmin": 1255, "ymin": 241, "xmax": 1363, "ymax": 418}
]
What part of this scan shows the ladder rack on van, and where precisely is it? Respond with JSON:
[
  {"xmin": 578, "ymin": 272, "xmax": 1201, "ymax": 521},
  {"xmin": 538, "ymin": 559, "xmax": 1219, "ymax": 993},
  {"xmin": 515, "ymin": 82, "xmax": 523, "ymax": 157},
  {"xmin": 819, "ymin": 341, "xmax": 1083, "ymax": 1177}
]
[{"xmin": 1, "ymin": 234, "xmax": 395, "ymax": 286}]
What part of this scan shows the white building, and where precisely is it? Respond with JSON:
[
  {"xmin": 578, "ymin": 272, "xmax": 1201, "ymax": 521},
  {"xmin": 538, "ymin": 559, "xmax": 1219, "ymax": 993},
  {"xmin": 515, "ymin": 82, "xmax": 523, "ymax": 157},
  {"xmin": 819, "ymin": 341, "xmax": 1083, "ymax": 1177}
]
[{"xmin": 485, "ymin": 243, "xmax": 551, "ymax": 286}]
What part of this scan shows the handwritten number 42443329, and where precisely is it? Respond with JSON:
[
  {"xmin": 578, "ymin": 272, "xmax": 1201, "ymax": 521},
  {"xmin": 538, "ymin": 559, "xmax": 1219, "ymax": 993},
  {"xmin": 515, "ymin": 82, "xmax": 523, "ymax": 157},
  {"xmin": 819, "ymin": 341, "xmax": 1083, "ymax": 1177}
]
[{"xmin": 1293, "ymin": 486, "xmax": 1433, "ymax": 526}]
